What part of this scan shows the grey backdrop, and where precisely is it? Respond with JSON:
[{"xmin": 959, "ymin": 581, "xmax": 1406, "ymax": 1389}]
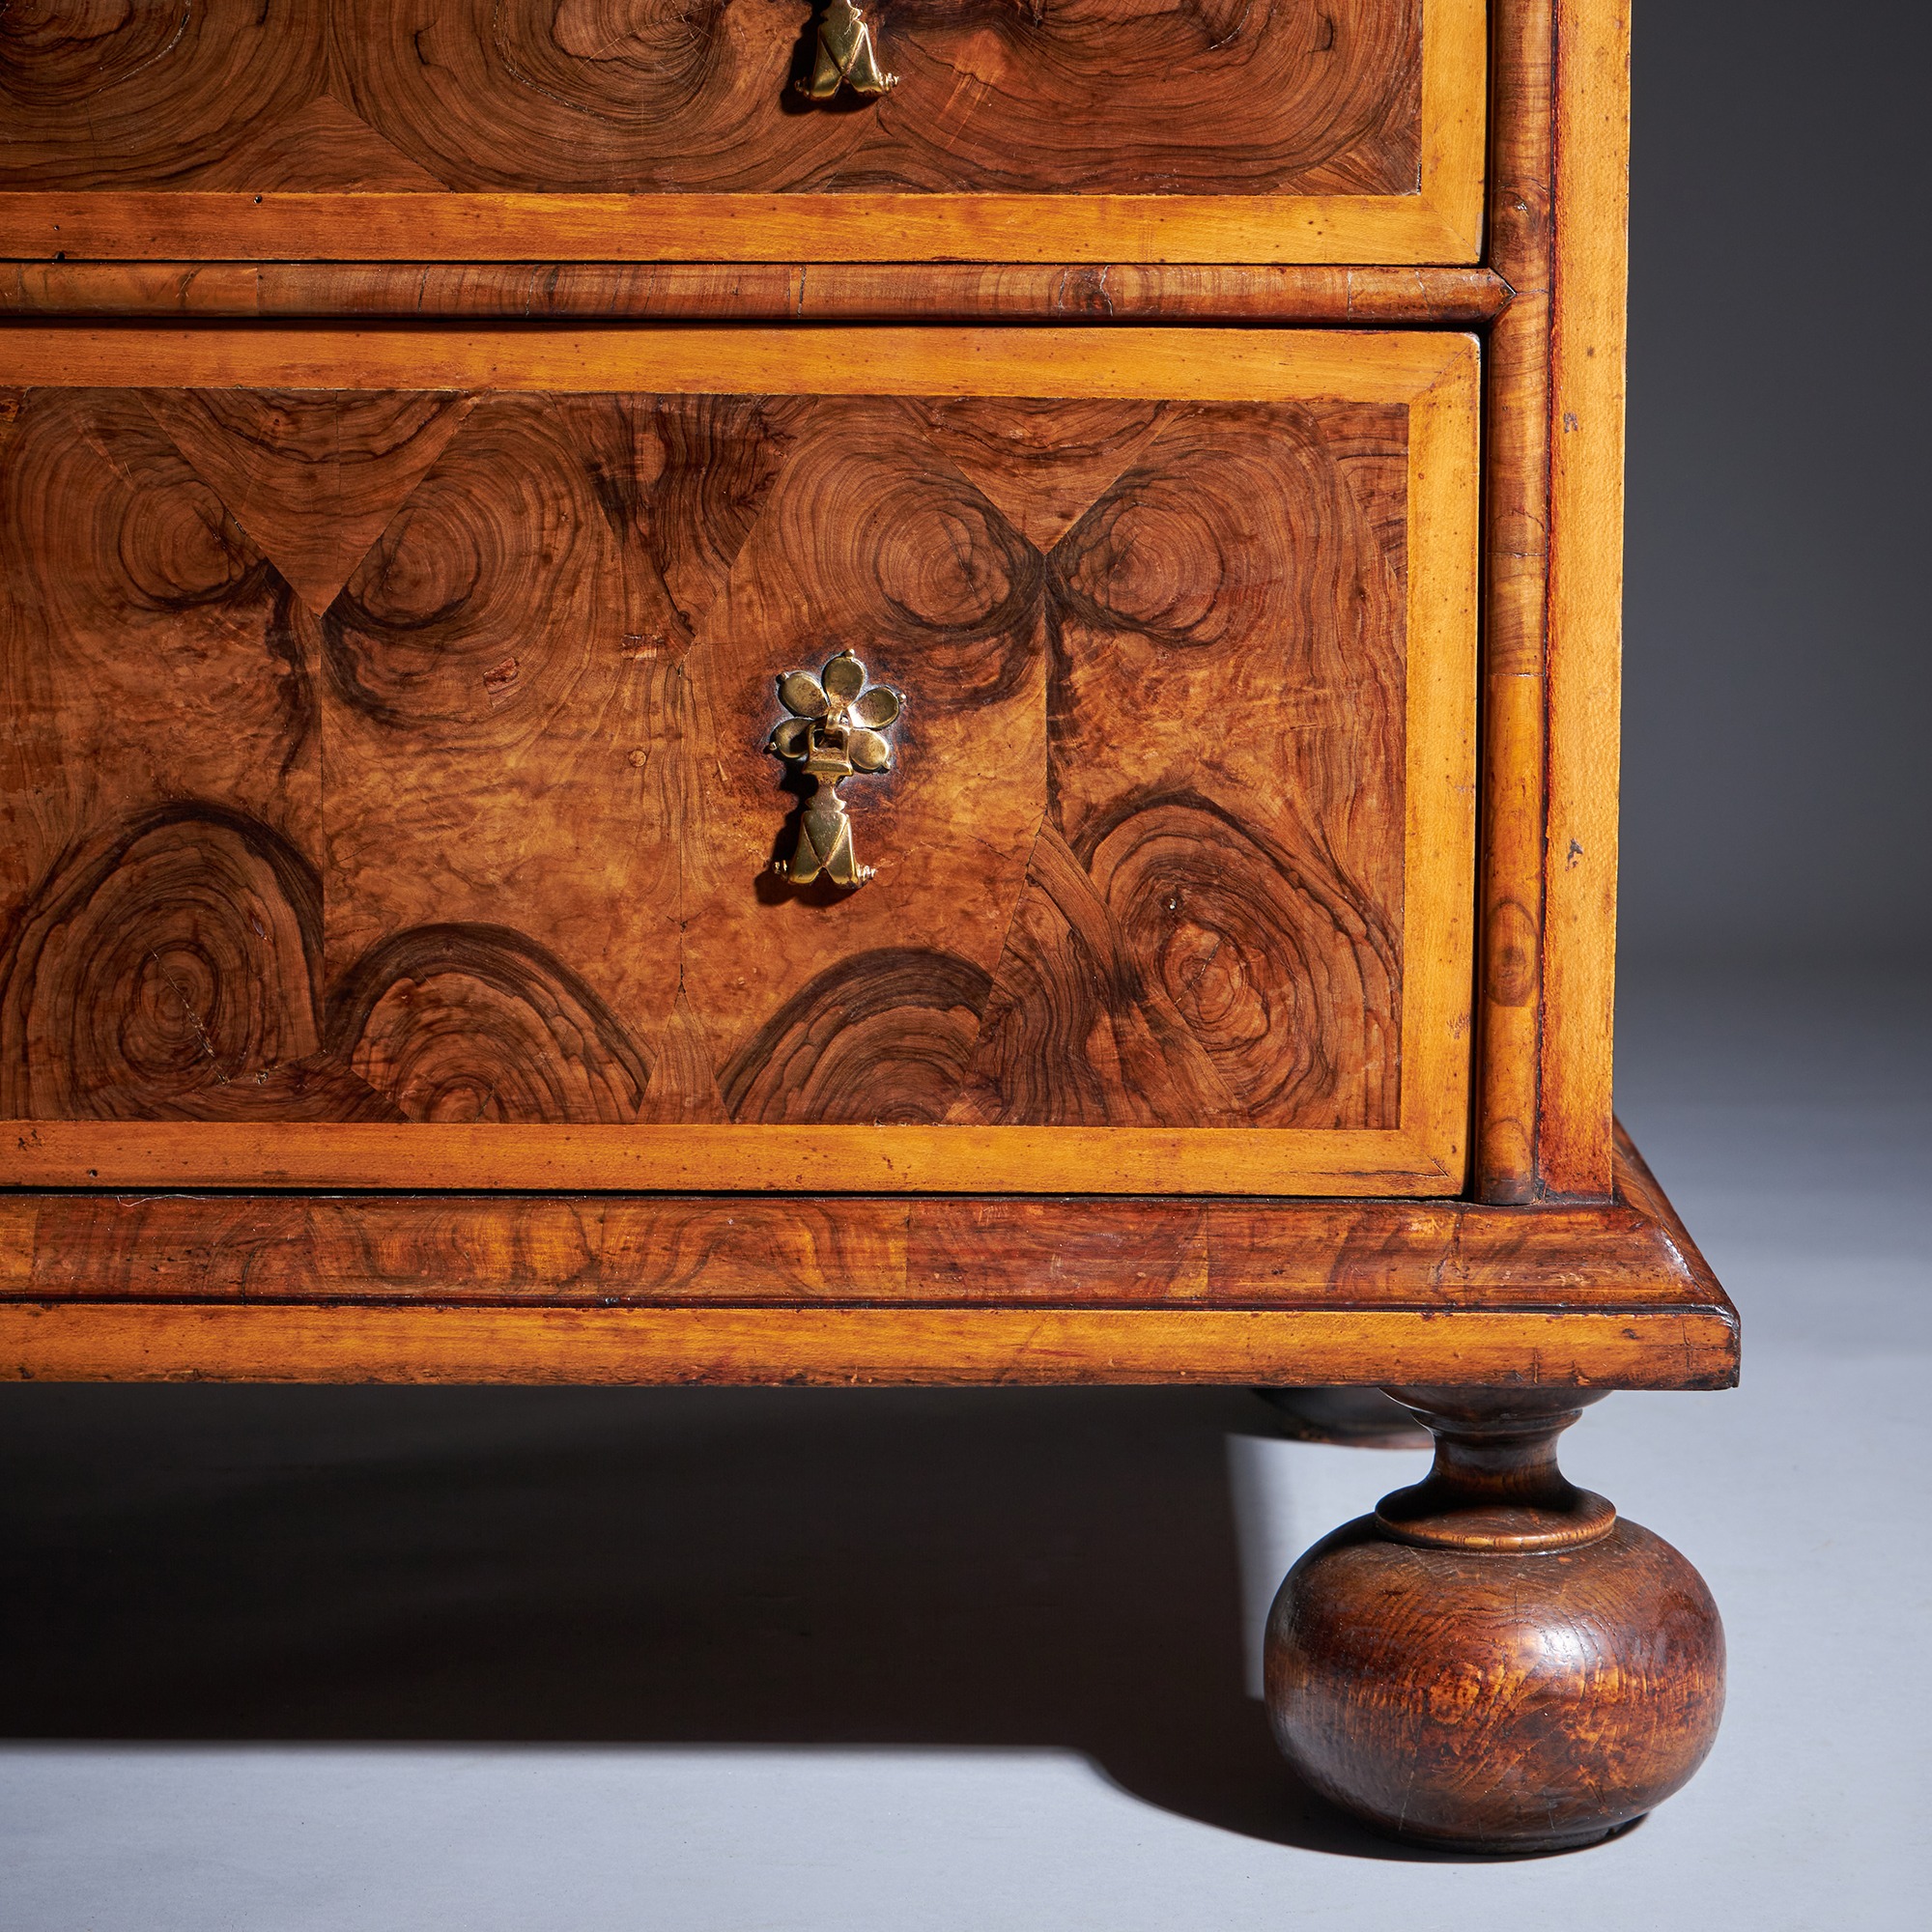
[{"xmin": 1620, "ymin": 0, "xmax": 1931, "ymax": 968}]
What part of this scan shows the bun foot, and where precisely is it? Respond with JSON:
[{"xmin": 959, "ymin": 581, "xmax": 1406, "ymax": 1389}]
[{"xmin": 1264, "ymin": 1387, "xmax": 1725, "ymax": 1854}]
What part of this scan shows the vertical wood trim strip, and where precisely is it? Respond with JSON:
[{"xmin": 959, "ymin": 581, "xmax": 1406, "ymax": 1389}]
[
  {"xmin": 1422, "ymin": 0, "xmax": 1493, "ymax": 257},
  {"xmin": 1403, "ymin": 340, "xmax": 1484, "ymax": 1187},
  {"xmin": 1474, "ymin": 0, "xmax": 1557, "ymax": 1200},
  {"xmin": 1539, "ymin": 0, "xmax": 1630, "ymax": 1197},
  {"xmin": 0, "ymin": 1200, "xmax": 35, "ymax": 1292}
]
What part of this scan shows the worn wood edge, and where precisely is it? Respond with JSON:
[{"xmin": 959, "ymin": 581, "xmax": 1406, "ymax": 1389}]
[
  {"xmin": 1536, "ymin": 0, "xmax": 1629, "ymax": 1197},
  {"xmin": 0, "ymin": 263, "xmax": 1516, "ymax": 325},
  {"xmin": 1473, "ymin": 0, "xmax": 1555, "ymax": 1201},
  {"xmin": 0, "ymin": 324, "xmax": 1473, "ymax": 400},
  {"xmin": 0, "ymin": 1122, "xmax": 1463, "ymax": 1196},
  {"xmin": 0, "ymin": 1302, "xmax": 1738, "ymax": 1390}
]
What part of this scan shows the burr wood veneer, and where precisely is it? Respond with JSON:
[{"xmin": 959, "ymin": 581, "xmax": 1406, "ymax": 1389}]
[
  {"xmin": 0, "ymin": 327, "xmax": 1476, "ymax": 1196},
  {"xmin": 0, "ymin": 0, "xmax": 1732, "ymax": 1857},
  {"xmin": 0, "ymin": 0, "xmax": 1484, "ymax": 262}
]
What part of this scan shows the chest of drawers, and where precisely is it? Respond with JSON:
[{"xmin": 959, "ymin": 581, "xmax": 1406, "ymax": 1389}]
[{"xmin": 0, "ymin": 0, "xmax": 1732, "ymax": 1853}]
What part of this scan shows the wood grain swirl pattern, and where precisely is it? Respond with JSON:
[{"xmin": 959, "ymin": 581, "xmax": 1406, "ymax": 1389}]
[
  {"xmin": 326, "ymin": 923, "xmax": 654, "ymax": 1125},
  {"xmin": 1, "ymin": 0, "xmax": 1423, "ymax": 199},
  {"xmin": 674, "ymin": 393, "xmax": 1050, "ymax": 1112},
  {"xmin": 0, "ymin": 805, "xmax": 393, "ymax": 1124},
  {"xmin": 960, "ymin": 401, "xmax": 1406, "ymax": 1130},
  {"xmin": 317, "ymin": 392, "xmax": 690, "ymax": 1057},
  {"xmin": 0, "ymin": 389, "xmax": 317, "ymax": 897},
  {"xmin": 144, "ymin": 388, "xmax": 474, "ymax": 616},
  {"xmin": 0, "ymin": 330, "xmax": 1477, "ymax": 1192},
  {"xmin": 0, "ymin": 0, "xmax": 324, "ymax": 189}
]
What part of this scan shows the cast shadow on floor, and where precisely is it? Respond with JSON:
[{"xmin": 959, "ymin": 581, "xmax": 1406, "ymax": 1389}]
[{"xmin": 0, "ymin": 1381, "xmax": 1468, "ymax": 1861}]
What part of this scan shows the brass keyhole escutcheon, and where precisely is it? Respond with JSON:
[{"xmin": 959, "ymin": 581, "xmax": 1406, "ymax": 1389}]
[
  {"xmin": 796, "ymin": 0, "xmax": 898, "ymax": 102},
  {"xmin": 767, "ymin": 649, "xmax": 903, "ymax": 889}
]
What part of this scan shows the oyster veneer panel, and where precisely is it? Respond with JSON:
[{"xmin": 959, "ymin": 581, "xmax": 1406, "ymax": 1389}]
[
  {"xmin": 2, "ymin": 0, "xmax": 1420, "ymax": 198},
  {"xmin": 0, "ymin": 3, "xmax": 1485, "ymax": 264},
  {"xmin": 0, "ymin": 328, "xmax": 1476, "ymax": 1194}
]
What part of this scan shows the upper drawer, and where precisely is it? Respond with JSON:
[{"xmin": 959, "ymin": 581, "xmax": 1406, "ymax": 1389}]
[
  {"xmin": 0, "ymin": 325, "xmax": 1475, "ymax": 1194},
  {"xmin": 0, "ymin": 0, "xmax": 1485, "ymax": 264}
]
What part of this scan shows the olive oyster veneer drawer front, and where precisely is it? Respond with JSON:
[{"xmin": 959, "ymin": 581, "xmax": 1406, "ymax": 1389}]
[
  {"xmin": 0, "ymin": 327, "xmax": 1476, "ymax": 1193},
  {"xmin": 0, "ymin": 0, "xmax": 1484, "ymax": 264}
]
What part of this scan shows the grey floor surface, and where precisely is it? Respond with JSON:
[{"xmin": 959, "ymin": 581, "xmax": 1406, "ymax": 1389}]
[{"xmin": 2, "ymin": 968, "xmax": 1927, "ymax": 1929}]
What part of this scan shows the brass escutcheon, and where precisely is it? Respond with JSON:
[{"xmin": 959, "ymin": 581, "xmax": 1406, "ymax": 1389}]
[
  {"xmin": 767, "ymin": 649, "xmax": 903, "ymax": 889},
  {"xmin": 796, "ymin": 0, "xmax": 898, "ymax": 101}
]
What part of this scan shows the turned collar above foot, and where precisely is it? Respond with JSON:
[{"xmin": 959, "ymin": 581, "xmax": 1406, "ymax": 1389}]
[{"xmin": 1373, "ymin": 1385, "xmax": 1620, "ymax": 1552}]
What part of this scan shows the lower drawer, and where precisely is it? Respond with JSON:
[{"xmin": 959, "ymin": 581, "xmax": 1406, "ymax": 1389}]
[{"xmin": 0, "ymin": 326, "xmax": 1475, "ymax": 1194}]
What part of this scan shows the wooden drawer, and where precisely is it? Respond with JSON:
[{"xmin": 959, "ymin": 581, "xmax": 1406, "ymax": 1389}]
[
  {"xmin": 0, "ymin": 0, "xmax": 1484, "ymax": 265},
  {"xmin": 0, "ymin": 326, "xmax": 1475, "ymax": 1194}
]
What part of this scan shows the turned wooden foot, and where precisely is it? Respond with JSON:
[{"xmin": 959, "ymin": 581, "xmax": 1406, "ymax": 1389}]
[{"xmin": 1264, "ymin": 1387, "xmax": 1725, "ymax": 1854}]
